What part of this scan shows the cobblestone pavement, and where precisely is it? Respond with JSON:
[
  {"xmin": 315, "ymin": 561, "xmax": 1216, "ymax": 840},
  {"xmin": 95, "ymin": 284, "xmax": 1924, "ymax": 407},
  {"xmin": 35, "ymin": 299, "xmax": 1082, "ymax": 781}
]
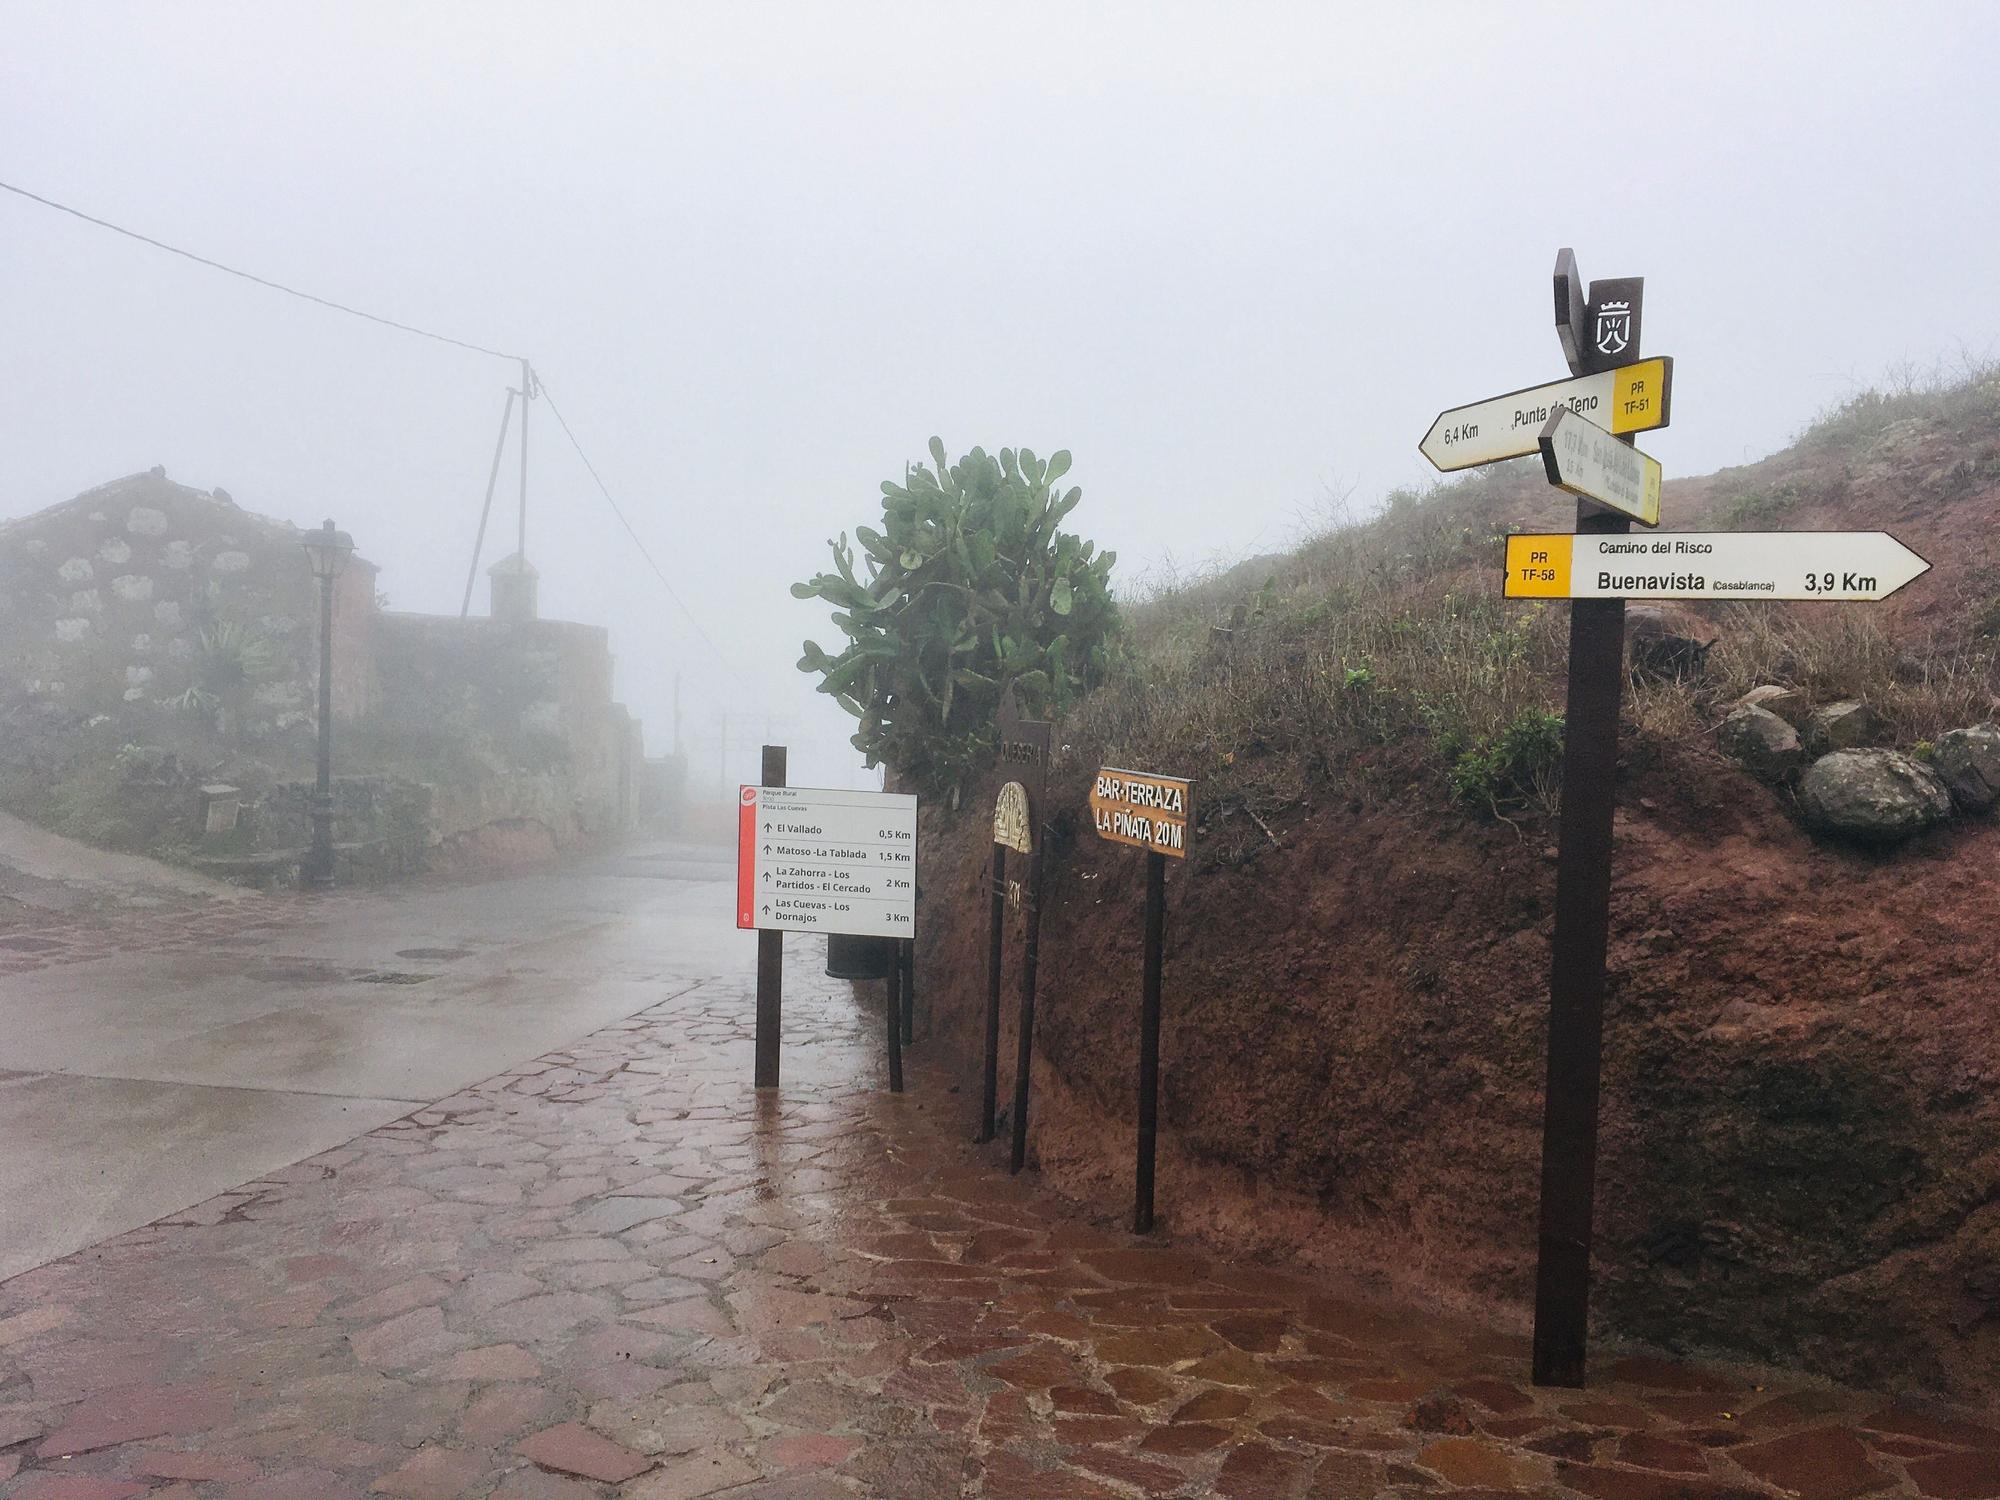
[
  {"xmin": 3, "ymin": 962, "xmax": 1996, "ymax": 1499},
  {"xmin": 0, "ymin": 896, "xmax": 290, "ymax": 978}
]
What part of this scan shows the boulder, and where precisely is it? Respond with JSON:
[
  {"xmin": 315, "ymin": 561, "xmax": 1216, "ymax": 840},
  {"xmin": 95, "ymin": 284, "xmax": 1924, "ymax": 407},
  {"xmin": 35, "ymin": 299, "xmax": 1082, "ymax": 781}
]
[
  {"xmin": 1626, "ymin": 605, "xmax": 1717, "ymax": 681},
  {"xmin": 1933, "ymin": 723, "xmax": 2000, "ymax": 813},
  {"xmin": 1718, "ymin": 704, "xmax": 1803, "ymax": 782},
  {"xmin": 1729, "ymin": 684, "xmax": 1810, "ymax": 728},
  {"xmin": 1805, "ymin": 699, "xmax": 1884, "ymax": 755},
  {"xmin": 1799, "ymin": 750, "xmax": 1953, "ymax": 844}
]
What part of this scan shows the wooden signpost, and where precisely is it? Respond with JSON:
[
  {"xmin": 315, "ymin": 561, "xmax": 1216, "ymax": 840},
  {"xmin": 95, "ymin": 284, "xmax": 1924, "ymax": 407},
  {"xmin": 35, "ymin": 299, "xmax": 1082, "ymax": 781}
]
[
  {"xmin": 980, "ymin": 686, "xmax": 1053, "ymax": 1176},
  {"xmin": 1089, "ymin": 766, "xmax": 1193, "ymax": 1233},
  {"xmin": 736, "ymin": 759, "xmax": 918, "ymax": 1092},
  {"xmin": 1427, "ymin": 251, "xmax": 1928, "ymax": 1387}
]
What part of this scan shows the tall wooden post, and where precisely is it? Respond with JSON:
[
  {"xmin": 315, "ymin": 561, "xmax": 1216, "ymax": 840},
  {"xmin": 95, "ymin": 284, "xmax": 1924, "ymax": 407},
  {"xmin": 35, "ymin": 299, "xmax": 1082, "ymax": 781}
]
[
  {"xmin": 1532, "ymin": 257, "xmax": 1642, "ymax": 1386},
  {"xmin": 1133, "ymin": 849, "xmax": 1167, "ymax": 1233},
  {"xmin": 753, "ymin": 743, "xmax": 786, "ymax": 1090},
  {"xmin": 979, "ymin": 844, "xmax": 1006, "ymax": 1142}
]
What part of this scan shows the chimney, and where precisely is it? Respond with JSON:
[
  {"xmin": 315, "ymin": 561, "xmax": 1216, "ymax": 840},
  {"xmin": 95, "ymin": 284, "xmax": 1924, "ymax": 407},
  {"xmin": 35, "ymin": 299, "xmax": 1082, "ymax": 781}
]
[{"xmin": 488, "ymin": 552, "xmax": 539, "ymax": 623}]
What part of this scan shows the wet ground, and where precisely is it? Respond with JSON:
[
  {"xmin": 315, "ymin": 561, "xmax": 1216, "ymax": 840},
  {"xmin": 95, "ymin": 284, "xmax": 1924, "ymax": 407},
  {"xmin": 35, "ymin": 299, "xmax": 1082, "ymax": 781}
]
[
  {"xmin": 4, "ymin": 904, "xmax": 1999, "ymax": 1498},
  {"xmin": 0, "ymin": 844, "xmax": 736, "ymax": 1280}
]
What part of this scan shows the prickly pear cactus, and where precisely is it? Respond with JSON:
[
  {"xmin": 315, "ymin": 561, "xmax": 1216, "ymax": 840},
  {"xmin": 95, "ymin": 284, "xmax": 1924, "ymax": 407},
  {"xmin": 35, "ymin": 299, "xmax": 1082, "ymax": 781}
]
[{"xmin": 792, "ymin": 438, "xmax": 1119, "ymax": 794}]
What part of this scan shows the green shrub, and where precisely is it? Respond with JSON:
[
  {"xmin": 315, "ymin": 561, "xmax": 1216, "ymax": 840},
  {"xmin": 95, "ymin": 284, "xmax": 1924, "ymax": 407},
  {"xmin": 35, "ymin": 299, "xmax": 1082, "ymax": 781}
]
[
  {"xmin": 793, "ymin": 439, "xmax": 1120, "ymax": 794},
  {"xmin": 1447, "ymin": 708, "xmax": 1566, "ymax": 816}
]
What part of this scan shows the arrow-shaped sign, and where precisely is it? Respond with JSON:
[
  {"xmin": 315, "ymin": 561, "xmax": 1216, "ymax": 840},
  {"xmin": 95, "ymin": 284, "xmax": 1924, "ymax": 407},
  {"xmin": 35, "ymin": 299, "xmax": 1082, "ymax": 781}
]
[
  {"xmin": 1503, "ymin": 531, "xmax": 1930, "ymax": 602},
  {"xmin": 1539, "ymin": 407, "xmax": 1661, "ymax": 527},
  {"xmin": 1422, "ymin": 357, "xmax": 1672, "ymax": 472}
]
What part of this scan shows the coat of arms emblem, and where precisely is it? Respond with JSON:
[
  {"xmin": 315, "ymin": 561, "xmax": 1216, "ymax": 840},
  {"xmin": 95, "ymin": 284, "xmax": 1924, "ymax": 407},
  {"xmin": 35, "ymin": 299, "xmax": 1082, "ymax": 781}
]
[{"xmin": 1594, "ymin": 300, "xmax": 1633, "ymax": 357}]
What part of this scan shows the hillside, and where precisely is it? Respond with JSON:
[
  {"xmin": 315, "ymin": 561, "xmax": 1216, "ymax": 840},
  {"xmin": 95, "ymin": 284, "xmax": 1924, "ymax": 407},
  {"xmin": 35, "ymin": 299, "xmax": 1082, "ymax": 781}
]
[{"xmin": 909, "ymin": 373, "xmax": 2000, "ymax": 1401}]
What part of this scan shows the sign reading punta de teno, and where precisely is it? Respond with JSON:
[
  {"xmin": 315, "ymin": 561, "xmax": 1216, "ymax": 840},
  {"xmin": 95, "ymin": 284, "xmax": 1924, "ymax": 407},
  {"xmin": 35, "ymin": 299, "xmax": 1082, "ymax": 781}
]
[
  {"xmin": 1090, "ymin": 768, "xmax": 1193, "ymax": 857},
  {"xmin": 1504, "ymin": 531, "xmax": 1931, "ymax": 602},
  {"xmin": 736, "ymin": 785, "xmax": 917, "ymax": 938},
  {"xmin": 1421, "ymin": 356, "xmax": 1672, "ymax": 472},
  {"xmin": 1539, "ymin": 407, "xmax": 1662, "ymax": 527}
]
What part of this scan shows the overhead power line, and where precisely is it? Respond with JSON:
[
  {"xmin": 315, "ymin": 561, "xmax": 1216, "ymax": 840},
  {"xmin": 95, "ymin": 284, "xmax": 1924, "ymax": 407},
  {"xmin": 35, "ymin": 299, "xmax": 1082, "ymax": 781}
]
[
  {"xmin": 0, "ymin": 177, "xmax": 522, "ymax": 362},
  {"xmin": 538, "ymin": 381, "xmax": 732, "ymax": 671},
  {"xmin": 2, "ymin": 174, "xmax": 741, "ymax": 682}
]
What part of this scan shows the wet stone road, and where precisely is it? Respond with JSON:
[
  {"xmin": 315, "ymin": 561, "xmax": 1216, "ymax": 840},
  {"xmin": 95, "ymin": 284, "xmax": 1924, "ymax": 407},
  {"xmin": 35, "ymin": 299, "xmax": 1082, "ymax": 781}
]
[{"xmin": 4, "ymin": 959, "xmax": 1998, "ymax": 1499}]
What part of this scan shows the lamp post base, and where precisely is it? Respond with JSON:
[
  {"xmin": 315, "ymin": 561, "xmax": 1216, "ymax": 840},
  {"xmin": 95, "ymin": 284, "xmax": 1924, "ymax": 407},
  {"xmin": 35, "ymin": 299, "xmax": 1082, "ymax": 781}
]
[{"xmin": 303, "ymin": 796, "xmax": 337, "ymax": 891}]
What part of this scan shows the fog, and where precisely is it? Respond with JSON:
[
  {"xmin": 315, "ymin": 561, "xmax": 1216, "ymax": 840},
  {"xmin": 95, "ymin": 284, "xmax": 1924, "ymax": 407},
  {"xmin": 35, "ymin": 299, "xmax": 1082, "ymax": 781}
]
[{"xmin": 5, "ymin": 1, "xmax": 1996, "ymax": 794}]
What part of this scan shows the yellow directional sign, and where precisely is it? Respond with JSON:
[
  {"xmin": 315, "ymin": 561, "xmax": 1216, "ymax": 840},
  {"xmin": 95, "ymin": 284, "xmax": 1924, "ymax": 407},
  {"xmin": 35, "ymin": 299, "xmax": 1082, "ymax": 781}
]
[
  {"xmin": 1420, "ymin": 357, "xmax": 1672, "ymax": 472},
  {"xmin": 1504, "ymin": 531, "xmax": 1930, "ymax": 602}
]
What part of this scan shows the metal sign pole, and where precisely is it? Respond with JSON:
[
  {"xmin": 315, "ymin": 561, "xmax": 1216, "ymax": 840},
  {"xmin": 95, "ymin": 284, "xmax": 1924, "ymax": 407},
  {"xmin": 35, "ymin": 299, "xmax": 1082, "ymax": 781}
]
[
  {"xmin": 753, "ymin": 744, "xmax": 786, "ymax": 1090},
  {"xmin": 1134, "ymin": 849, "xmax": 1167, "ymax": 1233}
]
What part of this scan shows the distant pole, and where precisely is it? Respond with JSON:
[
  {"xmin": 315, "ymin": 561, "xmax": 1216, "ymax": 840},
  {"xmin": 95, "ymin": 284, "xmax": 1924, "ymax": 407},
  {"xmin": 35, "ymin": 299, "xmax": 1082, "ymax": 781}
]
[
  {"xmin": 978, "ymin": 844, "xmax": 1005, "ymax": 1142},
  {"xmin": 754, "ymin": 744, "xmax": 786, "ymax": 1089},
  {"xmin": 1134, "ymin": 849, "xmax": 1167, "ymax": 1233},
  {"xmin": 461, "ymin": 387, "xmax": 517, "ymax": 618},
  {"xmin": 718, "ymin": 713, "xmax": 728, "ymax": 796},
  {"xmin": 673, "ymin": 673, "xmax": 682, "ymax": 755},
  {"xmin": 517, "ymin": 358, "xmax": 532, "ymax": 560},
  {"xmin": 1532, "ymin": 257, "xmax": 1641, "ymax": 1387}
]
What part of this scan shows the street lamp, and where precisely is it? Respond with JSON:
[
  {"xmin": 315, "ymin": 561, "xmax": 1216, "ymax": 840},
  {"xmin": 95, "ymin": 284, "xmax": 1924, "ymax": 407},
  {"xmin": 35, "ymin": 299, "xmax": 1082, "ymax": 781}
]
[{"xmin": 300, "ymin": 519, "xmax": 354, "ymax": 889}]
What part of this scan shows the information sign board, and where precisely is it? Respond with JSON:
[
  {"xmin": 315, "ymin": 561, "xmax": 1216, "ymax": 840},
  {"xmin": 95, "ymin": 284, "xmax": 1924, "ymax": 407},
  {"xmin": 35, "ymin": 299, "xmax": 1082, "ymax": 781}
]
[{"xmin": 736, "ymin": 785, "xmax": 917, "ymax": 938}]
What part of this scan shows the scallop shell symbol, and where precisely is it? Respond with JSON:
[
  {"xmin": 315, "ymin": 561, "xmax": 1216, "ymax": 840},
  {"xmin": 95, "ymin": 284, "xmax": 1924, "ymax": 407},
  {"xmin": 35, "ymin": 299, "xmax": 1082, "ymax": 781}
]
[{"xmin": 993, "ymin": 782, "xmax": 1032, "ymax": 854}]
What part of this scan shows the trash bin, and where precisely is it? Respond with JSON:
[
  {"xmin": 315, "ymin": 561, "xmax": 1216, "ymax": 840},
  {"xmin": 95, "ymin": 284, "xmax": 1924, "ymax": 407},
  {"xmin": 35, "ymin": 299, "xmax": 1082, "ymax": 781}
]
[{"xmin": 825, "ymin": 932, "xmax": 898, "ymax": 980}]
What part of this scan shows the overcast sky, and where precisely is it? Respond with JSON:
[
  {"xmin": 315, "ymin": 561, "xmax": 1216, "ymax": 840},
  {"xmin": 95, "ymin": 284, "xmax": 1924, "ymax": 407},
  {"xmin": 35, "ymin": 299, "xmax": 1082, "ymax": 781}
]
[{"xmin": 5, "ymin": 2, "xmax": 1996, "ymax": 793}]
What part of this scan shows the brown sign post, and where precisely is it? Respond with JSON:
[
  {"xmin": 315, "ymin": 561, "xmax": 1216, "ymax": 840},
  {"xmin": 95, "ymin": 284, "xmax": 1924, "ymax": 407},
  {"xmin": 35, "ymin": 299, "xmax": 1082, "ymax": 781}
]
[
  {"xmin": 1089, "ymin": 766, "xmax": 1193, "ymax": 1233},
  {"xmin": 980, "ymin": 687, "xmax": 1052, "ymax": 1171},
  {"xmin": 1532, "ymin": 251, "xmax": 1644, "ymax": 1387}
]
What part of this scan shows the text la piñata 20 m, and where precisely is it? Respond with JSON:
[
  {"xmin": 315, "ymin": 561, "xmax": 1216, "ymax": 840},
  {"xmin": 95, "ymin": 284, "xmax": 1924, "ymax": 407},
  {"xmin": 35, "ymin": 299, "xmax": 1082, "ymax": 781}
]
[{"xmin": 1089, "ymin": 768, "xmax": 1193, "ymax": 858}]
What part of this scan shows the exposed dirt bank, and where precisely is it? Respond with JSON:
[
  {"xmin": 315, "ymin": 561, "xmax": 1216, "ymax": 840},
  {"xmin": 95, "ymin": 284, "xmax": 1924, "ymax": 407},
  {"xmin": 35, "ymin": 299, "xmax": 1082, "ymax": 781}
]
[{"xmin": 913, "ymin": 734, "xmax": 2000, "ymax": 1402}]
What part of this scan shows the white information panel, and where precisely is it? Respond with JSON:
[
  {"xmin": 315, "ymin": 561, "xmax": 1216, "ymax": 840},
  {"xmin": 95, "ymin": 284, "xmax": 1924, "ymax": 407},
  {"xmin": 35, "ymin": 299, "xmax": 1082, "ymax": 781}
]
[{"xmin": 735, "ymin": 785, "xmax": 918, "ymax": 938}]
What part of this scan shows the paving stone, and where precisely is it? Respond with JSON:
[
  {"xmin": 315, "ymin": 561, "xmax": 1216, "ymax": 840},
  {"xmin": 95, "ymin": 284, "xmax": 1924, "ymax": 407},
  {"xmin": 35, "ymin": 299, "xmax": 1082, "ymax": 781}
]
[
  {"xmin": 1732, "ymin": 1426, "xmax": 1896, "ymax": 1497},
  {"xmin": 516, "ymin": 1420, "xmax": 655, "ymax": 1482},
  {"xmin": 368, "ymin": 1444, "xmax": 491, "ymax": 1498},
  {"xmin": 622, "ymin": 1448, "xmax": 761, "ymax": 1498},
  {"xmin": 1907, "ymin": 1449, "xmax": 2000, "ymax": 1498}
]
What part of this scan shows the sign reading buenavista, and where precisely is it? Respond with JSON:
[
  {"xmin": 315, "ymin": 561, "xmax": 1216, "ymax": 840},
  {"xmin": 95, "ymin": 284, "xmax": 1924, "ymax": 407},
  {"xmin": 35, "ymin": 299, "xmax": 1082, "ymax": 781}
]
[
  {"xmin": 1090, "ymin": 768, "xmax": 1193, "ymax": 858},
  {"xmin": 1503, "ymin": 531, "xmax": 1931, "ymax": 602}
]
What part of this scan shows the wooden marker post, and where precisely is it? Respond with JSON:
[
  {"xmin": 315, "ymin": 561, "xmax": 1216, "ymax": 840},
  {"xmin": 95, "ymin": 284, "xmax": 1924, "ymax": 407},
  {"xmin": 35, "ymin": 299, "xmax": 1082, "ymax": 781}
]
[
  {"xmin": 979, "ymin": 842, "xmax": 1006, "ymax": 1142},
  {"xmin": 752, "ymin": 745, "xmax": 787, "ymax": 1089},
  {"xmin": 885, "ymin": 950, "xmax": 904, "ymax": 1093},
  {"xmin": 1089, "ymin": 765, "xmax": 1192, "ymax": 1233},
  {"xmin": 989, "ymin": 686, "xmax": 1052, "ymax": 1175},
  {"xmin": 1532, "ymin": 255, "xmax": 1644, "ymax": 1387},
  {"xmin": 1420, "ymin": 252, "xmax": 1674, "ymax": 1385},
  {"xmin": 738, "ymin": 772, "xmax": 917, "ymax": 1094},
  {"xmin": 900, "ymin": 939, "xmax": 915, "ymax": 1045}
]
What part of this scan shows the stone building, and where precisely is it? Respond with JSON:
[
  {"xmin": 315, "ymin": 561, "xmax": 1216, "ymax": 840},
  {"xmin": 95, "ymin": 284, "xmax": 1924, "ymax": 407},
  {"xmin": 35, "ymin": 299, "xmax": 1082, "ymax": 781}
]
[{"xmin": 0, "ymin": 468, "xmax": 659, "ymax": 878}]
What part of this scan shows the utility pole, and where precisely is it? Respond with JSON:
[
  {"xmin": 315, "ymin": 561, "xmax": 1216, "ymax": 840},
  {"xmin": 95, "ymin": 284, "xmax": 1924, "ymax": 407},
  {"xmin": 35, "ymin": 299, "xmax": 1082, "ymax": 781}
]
[
  {"xmin": 517, "ymin": 358, "xmax": 533, "ymax": 561},
  {"xmin": 673, "ymin": 672, "xmax": 683, "ymax": 756}
]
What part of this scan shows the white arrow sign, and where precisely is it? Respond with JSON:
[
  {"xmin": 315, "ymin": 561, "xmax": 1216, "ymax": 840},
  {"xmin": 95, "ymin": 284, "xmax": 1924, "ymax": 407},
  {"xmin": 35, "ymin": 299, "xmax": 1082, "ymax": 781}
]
[
  {"xmin": 1421, "ymin": 357, "xmax": 1673, "ymax": 472},
  {"xmin": 1504, "ymin": 531, "xmax": 1930, "ymax": 602},
  {"xmin": 1539, "ymin": 407, "xmax": 1662, "ymax": 526}
]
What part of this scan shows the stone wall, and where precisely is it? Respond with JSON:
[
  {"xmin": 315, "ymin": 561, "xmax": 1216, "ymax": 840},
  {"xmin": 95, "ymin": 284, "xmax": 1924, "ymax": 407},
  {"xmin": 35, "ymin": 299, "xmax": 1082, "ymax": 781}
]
[
  {"xmin": 0, "ymin": 469, "xmax": 376, "ymax": 743},
  {"xmin": 0, "ymin": 469, "xmax": 657, "ymax": 880}
]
